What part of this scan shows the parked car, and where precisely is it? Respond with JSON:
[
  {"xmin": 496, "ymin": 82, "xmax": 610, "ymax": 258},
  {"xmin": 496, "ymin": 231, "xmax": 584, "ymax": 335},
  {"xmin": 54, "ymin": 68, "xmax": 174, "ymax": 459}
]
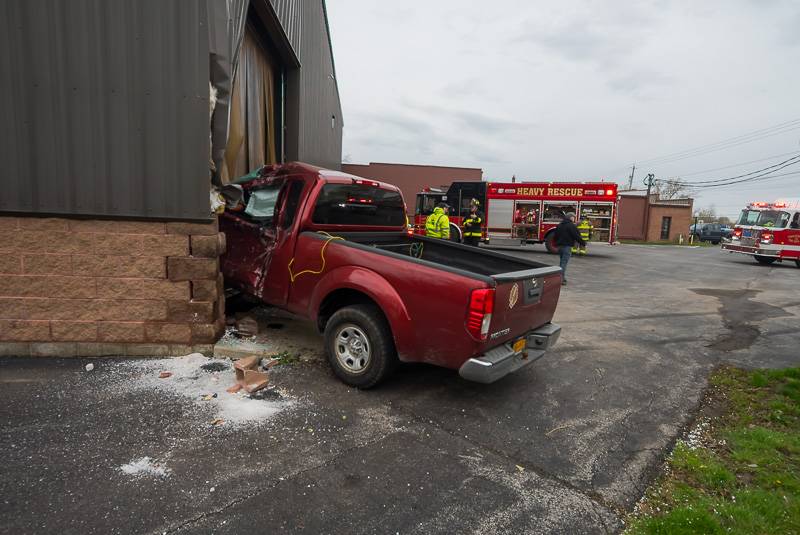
[
  {"xmin": 690, "ymin": 223, "xmax": 726, "ymax": 244},
  {"xmin": 219, "ymin": 163, "xmax": 563, "ymax": 388}
]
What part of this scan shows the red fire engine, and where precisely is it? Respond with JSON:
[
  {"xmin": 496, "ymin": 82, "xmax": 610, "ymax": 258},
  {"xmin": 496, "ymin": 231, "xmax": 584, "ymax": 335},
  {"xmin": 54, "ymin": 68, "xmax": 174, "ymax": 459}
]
[
  {"xmin": 722, "ymin": 199, "xmax": 800, "ymax": 268},
  {"xmin": 414, "ymin": 181, "xmax": 619, "ymax": 253}
]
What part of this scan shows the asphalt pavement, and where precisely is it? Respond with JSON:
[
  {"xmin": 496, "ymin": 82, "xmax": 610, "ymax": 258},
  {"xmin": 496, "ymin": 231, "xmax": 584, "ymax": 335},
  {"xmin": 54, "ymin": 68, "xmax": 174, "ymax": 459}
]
[{"xmin": 1, "ymin": 244, "xmax": 798, "ymax": 534}]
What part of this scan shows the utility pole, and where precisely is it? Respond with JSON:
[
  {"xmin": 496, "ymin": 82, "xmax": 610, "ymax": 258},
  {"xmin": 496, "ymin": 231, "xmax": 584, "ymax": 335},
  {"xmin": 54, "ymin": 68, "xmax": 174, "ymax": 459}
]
[
  {"xmin": 643, "ymin": 173, "xmax": 655, "ymax": 240},
  {"xmin": 627, "ymin": 164, "xmax": 636, "ymax": 190}
]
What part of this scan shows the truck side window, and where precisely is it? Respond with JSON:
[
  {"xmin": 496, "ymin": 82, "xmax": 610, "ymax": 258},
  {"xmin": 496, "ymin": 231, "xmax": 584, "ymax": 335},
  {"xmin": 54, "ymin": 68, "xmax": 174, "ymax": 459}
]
[{"xmin": 281, "ymin": 181, "xmax": 304, "ymax": 229}]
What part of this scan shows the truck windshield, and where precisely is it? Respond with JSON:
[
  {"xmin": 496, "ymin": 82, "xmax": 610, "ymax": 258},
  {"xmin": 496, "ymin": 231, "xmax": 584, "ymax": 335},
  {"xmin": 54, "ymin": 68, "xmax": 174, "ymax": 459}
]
[
  {"xmin": 313, "ymin": 184, "xmax": 406, "ymax": 226},
  {"xmin": 756, "ymin": 210, "xmax": 790, "ymax": 228},
  {"xmin": 736, "ymin": 210, "xmax": 760, "ymax": 226},
  {"xmin": 736, "ymin": 209, "xmax": 790, "ymax": 227}
]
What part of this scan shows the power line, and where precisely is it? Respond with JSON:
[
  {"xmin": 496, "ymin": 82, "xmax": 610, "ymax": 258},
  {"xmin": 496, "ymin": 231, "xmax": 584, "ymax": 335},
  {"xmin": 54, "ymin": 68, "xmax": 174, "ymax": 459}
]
[
  {"xmin": 662, "ymin": 155, "xmax": 800, "ymax": 185},
  {"xmin": 635, "ymin": 117, "xmax": 800, "ymax": 166},
  {"xmin": 662, "ymin": 150, "xmax": 800, "ymax": 179},
  {"xmin": 661, "ymin": 168, "xmax": 800, "ymax": 190}
]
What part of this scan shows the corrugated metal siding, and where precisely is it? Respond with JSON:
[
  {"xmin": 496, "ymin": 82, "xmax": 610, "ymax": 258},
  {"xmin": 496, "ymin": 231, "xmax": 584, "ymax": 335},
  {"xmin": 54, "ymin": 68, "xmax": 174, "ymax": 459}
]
[
  {"xmin": 296, "ymin": 0, "xmax": 342, "ymax": 170},
  {"xmin": 268, "ymin": 0, "xmax": 301, "ymax": 57},
  {"xmin": 0, "ymin": 0, "xmax": 211, "ymax": 221}
]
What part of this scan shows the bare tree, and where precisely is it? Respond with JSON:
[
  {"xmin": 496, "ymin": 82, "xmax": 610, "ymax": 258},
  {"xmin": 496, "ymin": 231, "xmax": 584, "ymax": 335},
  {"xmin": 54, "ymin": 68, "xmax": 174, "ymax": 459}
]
[
  {"xmin": 694, "ymin": 206, "xmax": 717, "ymax": 219},
  {"xmin": 654, "ymin": 178, "xmax": 693, "ymax": 200}
]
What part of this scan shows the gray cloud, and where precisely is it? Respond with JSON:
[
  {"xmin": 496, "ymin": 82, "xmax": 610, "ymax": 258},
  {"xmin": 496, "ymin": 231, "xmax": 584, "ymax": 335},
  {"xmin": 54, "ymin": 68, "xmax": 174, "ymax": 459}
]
[{"xmin": 327, "ymin": 0, "xmax": 800, "ymax": 216}]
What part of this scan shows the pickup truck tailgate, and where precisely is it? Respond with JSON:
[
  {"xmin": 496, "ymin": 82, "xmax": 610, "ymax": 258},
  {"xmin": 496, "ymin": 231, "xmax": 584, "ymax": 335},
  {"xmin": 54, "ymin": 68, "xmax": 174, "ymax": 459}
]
[{"xmin": 489, "ymin": 266, "xmax": 562, "ymax": 343}]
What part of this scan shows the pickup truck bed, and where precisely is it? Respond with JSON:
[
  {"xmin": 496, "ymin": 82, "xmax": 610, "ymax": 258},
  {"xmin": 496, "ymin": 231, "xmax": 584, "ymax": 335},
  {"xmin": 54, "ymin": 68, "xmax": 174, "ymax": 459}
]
[{"xmin": 220, "ymin": 162, "xmax": 563, "ymax": 387}]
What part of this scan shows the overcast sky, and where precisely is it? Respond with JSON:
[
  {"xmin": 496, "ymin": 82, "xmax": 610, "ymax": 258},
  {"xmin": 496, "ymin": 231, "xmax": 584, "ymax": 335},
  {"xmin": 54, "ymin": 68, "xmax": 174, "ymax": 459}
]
[{"xmin": 326, "ymin": 0, "xmax": 800, "ymax": 217}]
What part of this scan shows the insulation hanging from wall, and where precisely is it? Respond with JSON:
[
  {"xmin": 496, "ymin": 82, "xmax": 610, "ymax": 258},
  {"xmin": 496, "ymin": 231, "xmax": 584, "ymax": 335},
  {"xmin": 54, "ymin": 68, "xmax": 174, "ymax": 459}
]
[{"xmin": 222, "ymin": 28, "xmax": 279, "ymax": 182}]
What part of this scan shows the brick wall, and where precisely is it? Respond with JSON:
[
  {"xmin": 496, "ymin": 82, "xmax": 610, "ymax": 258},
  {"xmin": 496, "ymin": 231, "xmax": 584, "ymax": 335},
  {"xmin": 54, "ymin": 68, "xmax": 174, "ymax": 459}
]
[
  {"xmin": 0, "ymin": 216, "xmax": 226, "ymax": 357},
  {"xmin": 646, "ymin": 206, "xmax": 693, "ymax": 242}
]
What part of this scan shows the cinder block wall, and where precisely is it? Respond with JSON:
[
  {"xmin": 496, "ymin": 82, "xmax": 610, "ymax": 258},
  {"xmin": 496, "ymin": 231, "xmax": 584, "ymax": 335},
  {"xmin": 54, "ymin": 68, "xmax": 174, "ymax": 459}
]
[{"xmin": 0, "ymin": 216, "xmax": 226, "ymax": 357}]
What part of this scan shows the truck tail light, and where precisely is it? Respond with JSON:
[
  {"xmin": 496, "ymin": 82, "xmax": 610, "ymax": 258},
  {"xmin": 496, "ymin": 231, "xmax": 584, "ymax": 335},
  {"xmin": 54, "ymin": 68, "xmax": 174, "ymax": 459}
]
[
  {"xmin": 466, "ymin": 288, "xmax": 494, "ymax": 341},
  {"xmin": 761, "ymin": 232, "xmax": 773, "ymax": 244}
]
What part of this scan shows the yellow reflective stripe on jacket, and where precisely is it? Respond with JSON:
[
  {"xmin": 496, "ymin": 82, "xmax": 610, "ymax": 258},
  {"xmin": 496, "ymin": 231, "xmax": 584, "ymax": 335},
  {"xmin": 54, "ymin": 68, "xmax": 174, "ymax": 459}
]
[{"xmin": 463, "ymin": 216, "xmax": 482, "ymax": 237}]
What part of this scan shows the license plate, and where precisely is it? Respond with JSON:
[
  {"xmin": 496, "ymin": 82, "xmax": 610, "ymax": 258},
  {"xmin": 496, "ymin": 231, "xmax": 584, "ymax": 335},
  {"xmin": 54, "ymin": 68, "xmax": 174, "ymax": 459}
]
[{"xmin": 513, "ymin": 338, "xmax": 526, "ymax": 353}]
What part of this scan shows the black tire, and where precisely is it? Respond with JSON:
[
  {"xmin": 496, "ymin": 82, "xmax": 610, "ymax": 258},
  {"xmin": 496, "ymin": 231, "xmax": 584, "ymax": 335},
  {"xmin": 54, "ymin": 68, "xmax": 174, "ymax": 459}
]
[
  {"xmin": 449, "ymin": 223, "xmax": 462, "ymax": 243},
  {"xmin": 712, "ymin": 240, "xmax": 720, "ymax": 245},
  {"xmin": 544, "ymin": 231, "xmax": 558, "ymax": 254},
  {"xmin": 323, "ymin": 304, "xmax": 397, "ymax": 389},
  {"xmin": 795, "ymin": 259, "xmax": 800, "ymax": 269},
  {"xmin": 754, "ymin": 255, "xmax": 777, "ymax": 265}
]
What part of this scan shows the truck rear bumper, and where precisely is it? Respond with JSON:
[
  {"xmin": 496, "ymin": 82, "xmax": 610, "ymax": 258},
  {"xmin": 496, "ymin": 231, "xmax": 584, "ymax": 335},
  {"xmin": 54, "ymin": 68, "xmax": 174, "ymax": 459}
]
[{"xmin": 459, "ymin": 323, "xmax": 561, "ymax": 384}]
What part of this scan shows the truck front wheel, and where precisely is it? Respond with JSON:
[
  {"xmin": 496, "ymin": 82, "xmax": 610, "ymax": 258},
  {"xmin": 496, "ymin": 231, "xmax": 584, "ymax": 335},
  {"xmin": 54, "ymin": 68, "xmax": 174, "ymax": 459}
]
[
  {"xmin": 754, "ymin": 255, "xmax": 777, "ymax": 265},
  {"xmin": 324, "ymin": 304, "xmax": 398, "ymax": 389}
]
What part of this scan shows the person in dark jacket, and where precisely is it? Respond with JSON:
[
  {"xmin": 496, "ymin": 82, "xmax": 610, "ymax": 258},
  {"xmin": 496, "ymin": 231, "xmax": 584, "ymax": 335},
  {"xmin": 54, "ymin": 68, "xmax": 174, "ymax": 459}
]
[{"xmin": 554, "ymin": 212, "xmax": 585, "ymax": 285}]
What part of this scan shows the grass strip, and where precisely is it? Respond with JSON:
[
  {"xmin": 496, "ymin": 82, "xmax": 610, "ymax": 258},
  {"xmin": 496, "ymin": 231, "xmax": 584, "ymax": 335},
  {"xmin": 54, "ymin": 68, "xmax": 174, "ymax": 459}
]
[{"xmin": 624, "ymin": 366, "xmax": 800, "ymax": 534}]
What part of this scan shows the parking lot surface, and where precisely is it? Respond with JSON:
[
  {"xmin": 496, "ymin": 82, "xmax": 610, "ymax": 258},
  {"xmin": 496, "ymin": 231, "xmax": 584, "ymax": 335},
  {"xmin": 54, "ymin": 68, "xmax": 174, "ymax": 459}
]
[{"xmin": 1, "ymin": 244, "xmax": 797, "ymax": 534}]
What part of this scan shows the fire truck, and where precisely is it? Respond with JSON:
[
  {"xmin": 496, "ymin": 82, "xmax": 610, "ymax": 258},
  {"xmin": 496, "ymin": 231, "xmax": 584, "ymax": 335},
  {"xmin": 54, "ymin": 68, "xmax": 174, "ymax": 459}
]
[
  {"xmin": 414, "ymin": 181, "xmax": 619, "ymax": 253},
  {"xmin": 722, "ymin": 199, "xmax": 800, "ymax": 268}
]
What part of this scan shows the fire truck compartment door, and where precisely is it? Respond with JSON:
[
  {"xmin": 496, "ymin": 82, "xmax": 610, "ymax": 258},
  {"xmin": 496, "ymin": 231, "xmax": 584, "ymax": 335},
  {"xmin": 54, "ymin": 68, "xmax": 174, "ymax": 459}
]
[{"xmin": 488, "ymin": 199, "xmax": 514, "ymax": 236}]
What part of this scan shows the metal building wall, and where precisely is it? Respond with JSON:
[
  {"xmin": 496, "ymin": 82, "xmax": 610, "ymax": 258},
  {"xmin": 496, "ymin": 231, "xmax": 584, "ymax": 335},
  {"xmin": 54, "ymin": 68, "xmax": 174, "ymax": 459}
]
[
  {"xmin": 295, "ymin": 0, "xmax": 343, "ymax": 171},
  {"xmin": 268, "ymin": 0, "xmax": 301, "ymax": 57},
  {"xmin": 0, "ymin": 0, "xmax": 212, "ymax": 221}
]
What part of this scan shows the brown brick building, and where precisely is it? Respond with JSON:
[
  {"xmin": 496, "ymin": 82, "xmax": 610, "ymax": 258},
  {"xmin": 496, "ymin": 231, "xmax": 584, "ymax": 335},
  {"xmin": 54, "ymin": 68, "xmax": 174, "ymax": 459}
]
[
  {"xmin": 617, "ymin": 191, "xmax": 694, "ymax": 242},
  {"xmin": 342, "ymin": 162, "xmax": 483, "ymax": 215}
]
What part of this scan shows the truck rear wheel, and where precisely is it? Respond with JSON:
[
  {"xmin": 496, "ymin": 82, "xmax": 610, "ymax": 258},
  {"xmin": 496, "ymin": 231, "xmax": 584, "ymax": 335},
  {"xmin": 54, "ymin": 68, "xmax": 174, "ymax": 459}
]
[
  {"xmin": 323, "ymin": 304, "xmax": 397, "ymax": 389},
  {"xmin": 544, "ymin": 231, "xmax": 558, "ymax": 254},
  {"xmin": 754, "ymin": 255, "xmax": 777, "ymax": 265}
]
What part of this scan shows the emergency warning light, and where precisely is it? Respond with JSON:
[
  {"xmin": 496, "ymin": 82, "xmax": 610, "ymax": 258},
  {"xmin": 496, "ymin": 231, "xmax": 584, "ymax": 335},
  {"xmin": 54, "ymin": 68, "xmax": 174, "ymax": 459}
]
[{"xmin": 353, "ymin": 179, "xmax": 380, "ymax": 187}]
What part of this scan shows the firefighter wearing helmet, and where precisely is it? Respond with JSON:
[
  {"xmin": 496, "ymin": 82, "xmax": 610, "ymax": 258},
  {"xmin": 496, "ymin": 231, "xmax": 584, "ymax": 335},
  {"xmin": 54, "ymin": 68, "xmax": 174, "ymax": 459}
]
[
  {"xmin": 572, "ymin": 216, "xmax": 593, "ymax": 255},
  {"xmin": 462, "ymin": 198, "xmax": 483, "ymax": 246}
]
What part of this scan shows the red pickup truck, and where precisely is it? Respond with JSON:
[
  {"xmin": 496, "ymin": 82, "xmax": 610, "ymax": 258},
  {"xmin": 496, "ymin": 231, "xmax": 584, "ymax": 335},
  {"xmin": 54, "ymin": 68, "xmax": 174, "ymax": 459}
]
[{"xmin": 220, "ymin": 162, "xmax": 563, "ymax": 388}]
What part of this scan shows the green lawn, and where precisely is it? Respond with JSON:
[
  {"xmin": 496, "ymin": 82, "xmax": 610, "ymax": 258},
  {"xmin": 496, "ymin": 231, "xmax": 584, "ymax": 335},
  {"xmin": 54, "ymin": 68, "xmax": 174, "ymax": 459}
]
[{"xmin": 624, "ymin": 367, "xmax": 800, "ymax": 534}]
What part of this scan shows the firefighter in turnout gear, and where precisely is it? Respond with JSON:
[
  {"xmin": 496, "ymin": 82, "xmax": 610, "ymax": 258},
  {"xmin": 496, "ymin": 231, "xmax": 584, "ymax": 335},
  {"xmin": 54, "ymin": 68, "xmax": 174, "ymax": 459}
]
[
  {"xmin": 572, "ymin": 217, "xmax": 593, "ymax": 255},
  {"xmin": 462, "ymin": 199, "xmax": 483, "ymax": 246},
  {"xmin": 425, "ymin": 203, "xmax": 451, "ymax": 239}
]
